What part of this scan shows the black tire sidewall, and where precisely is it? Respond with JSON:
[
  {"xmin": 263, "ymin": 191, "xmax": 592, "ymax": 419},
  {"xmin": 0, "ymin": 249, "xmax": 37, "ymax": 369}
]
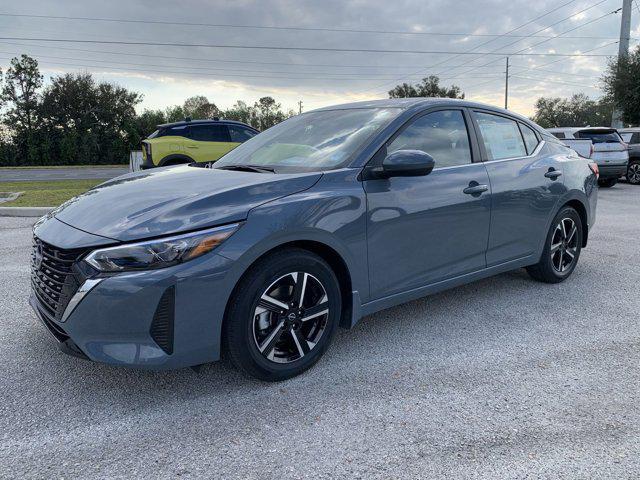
[
  {"xmin": 628, "ymin": 162, "xmax": 640, "ymax": 185},
  {"xmin": 225, "ymin": 249, "xmax": 341, "ymax": 381},
  {"xmin": 541, "ymin": 207, "xmax": 583, "ymax": 280}
]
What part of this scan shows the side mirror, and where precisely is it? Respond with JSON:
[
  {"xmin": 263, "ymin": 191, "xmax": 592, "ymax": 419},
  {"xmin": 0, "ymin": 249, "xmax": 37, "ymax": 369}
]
[{"xmin": 381, "ymin": 149, "xmax": 435, "ymax": 178}]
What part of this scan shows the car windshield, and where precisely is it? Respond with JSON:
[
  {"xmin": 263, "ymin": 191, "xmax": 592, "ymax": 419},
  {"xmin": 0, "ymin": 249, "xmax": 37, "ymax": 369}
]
[
  {"xmin": 576, "ymin": 130, "xmax": 623, "ymax": 143},
  {"xmin": 213, "ymin": 108, "xmax": 400, "ymax": 172},
  {"xmin": 147, "ymin": 129, "xmax": 161, "ymax": 139}
]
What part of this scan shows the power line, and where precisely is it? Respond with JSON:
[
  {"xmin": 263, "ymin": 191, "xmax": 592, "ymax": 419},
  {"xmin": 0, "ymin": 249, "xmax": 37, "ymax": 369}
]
[
  {"xmin": 424, "ymin": 0, "xmax": 614, "ymax": 89},
  {"xmin": 0, "ymin": 36, "xmax": 616, "ymax": 56},
  {"xmin": 0, "ymin": 11, "xmax": 626, "ymax": 40},
  {"xmin": 358, "ymin": 0, "xmax": 581, "ymax": 95},
  {"xmin": 0, "ymin": 41, "xmax": 531, "ymax": 72},
  {"xmin": 0, "ymin": 50, "xmax": 507, "ymax": 80}
]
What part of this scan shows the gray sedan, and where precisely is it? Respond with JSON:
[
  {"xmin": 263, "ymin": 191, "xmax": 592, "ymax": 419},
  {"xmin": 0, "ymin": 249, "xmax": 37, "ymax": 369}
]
[{"xmin": 30, "ymin": 98, "xmax": 598, "ymax": 381}]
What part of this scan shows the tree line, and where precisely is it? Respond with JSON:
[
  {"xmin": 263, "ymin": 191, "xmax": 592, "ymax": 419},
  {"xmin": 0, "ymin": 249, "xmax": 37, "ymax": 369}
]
[
  {"xmin": 0, "ymin": 55, "xmax": 295, "ymax": 166},
  {"xmin": 1, "ymin": 47, "xmax": 639, "ymax": 166}
]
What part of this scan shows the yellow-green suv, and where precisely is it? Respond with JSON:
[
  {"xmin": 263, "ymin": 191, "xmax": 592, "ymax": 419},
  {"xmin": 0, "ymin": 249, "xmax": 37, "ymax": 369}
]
[{"xmin": 141, "ymin": 119, "xmax": 259, "ymax": 169}]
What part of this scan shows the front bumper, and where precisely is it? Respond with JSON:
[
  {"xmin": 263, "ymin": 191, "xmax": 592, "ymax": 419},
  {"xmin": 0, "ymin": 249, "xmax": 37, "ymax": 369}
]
[
  {"xmin": 30, "ymin": 218, "xmax": 239, "ymax": 369},
  {"xmin": 598, "ymin": 163, "xmax": 628, "ymax": 179}
]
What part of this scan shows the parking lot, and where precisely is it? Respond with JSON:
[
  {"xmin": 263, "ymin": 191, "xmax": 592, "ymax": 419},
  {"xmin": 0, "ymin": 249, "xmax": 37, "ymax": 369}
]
[{"xmin": 0, "ymin": 183, "xmax": 639, "ymax": 479}]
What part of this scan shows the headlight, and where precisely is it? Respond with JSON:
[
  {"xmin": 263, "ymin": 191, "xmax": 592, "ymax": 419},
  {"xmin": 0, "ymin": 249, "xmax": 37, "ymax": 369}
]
[{"xmin": 83, "ymin": 223, "xmax": 240, "ymax": 272}]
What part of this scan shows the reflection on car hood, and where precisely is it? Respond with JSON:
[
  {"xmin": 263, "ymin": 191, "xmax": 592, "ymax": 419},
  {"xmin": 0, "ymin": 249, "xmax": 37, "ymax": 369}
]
[{"xmin": 53, "ymin": 165, "xmax": 322, "ymax": 241}]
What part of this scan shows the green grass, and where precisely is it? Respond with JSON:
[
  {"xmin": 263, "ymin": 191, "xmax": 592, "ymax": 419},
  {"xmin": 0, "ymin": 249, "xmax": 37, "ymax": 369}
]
[
  {"xmin": 0, "ymin": 179, "xmax": 106, "ymax": 207},
  {"xmin": 0, "ymin": 165, "xmax": 125, "ymax": 170}
]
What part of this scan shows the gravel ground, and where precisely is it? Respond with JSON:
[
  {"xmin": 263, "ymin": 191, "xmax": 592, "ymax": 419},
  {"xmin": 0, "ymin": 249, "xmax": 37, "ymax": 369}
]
[{"xmin": 1, "ymin": 184, "xmax": 639, "ymax": 479}]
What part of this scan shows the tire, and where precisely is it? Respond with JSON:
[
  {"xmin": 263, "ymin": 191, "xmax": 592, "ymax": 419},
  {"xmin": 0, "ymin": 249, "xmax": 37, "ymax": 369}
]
[
  {"xmin": 526, "ymin": 207, "xmax": 583, "ymax": 284},
  {"xmin": 223, "ymin": 248, "xmax": 342, "ymax": 381},
  {"xmin": 598, "ymin": 177, "xmax": 617, "ymax": 188},
  {"xmin": 627, "ymin": 162, "xmax": 640, "ymax": 185}
]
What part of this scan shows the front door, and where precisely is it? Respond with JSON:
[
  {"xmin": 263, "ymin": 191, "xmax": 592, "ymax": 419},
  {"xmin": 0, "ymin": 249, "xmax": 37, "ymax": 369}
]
[{"xmin": 363, "ymin": 109, "xmax": 492, "ymax": 300}]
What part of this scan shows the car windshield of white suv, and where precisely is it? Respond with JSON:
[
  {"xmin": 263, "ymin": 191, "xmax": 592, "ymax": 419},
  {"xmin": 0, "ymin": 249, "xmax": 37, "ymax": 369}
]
[{"xmin": 212, "ymin": 108, "xmax": 400, "ymax": 173}]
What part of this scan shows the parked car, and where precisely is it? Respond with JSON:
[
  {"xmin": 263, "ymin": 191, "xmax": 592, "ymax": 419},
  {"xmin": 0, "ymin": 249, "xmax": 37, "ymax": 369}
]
[
  {"xmin": 141, "ymin": 118, "xmax": 259, "ymax": 169},
  {"xmin": 30, "ymin": 99, "xmax": 598, "ymax": 381},
  {"xmin": 619, "ymin": 128, "xmax": 640, "ymax": 185},
  {"xmin": 547, "ymin": 127, "xmax": 628, "ymax": 187}
]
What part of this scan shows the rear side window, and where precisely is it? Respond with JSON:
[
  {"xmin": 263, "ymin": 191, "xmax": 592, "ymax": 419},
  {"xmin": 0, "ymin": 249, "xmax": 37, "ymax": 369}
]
[
  {"xmin": 189, "ymin": 124, "xmax": 230, "ymax": 142},
  {"xmin": 475, "ymin": 112, "xmax": 527, "ymax": 160},
  {"xmin": 228, "ymin": 125, "xmax": 257, "ymax": 142},
  {"xmin": 551, "ymin": 131, "xmax": 566, "ymax": 139},
  {"xmin": 519, "ymin": 123, "xmax": 540, "ymax": 155},
  {"xmin": 387, "ymin": 110, "xmax": 472, "ymax": 169},
  {"xmin": 633, "ymin": 133, "xmax": 640, "ymax": 144}
]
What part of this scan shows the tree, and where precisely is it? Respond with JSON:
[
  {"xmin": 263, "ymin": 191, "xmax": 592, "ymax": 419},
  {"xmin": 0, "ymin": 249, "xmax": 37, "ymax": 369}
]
[
  {"xmin": 183, "ymin": 95, "xmax": 219, "ymax": 119},
  {"xmin": 39, "ymin": 72, "xmax": 141, "ymax": 165},
  {"xmin": 389, "ymin": 75, "xmax": 464, "ymax": 99},
  {"xmin": 603, "ymin": 45, "xmax": 640, "ymax": 125},
  {"xmin": 1, "ymin": 55, "xmax": 43, "ymax": 162},
  {"xmin": 532, "ymin": 93, "xmax": 614, "ymax": 128},
  {"xmin": 222, "ymin": 100, "xmax": 252, "ymax": 125}
]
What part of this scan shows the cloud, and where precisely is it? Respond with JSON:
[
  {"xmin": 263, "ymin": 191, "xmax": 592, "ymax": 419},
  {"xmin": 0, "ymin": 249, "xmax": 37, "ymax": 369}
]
[{"xmin": 0, "ymin": 0, "xmax": 630, "ymax": 116}]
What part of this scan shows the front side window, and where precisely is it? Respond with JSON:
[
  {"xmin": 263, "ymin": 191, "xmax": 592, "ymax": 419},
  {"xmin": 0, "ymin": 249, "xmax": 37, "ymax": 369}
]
[
  {"xmin": 190, "ymin": 125, "xmax": 229, "ymax": 142},
  {"xmin": 214, "ymin": 107, "xmax": 400, "ymax": 172},
  {"xmin": 519, "ymin": 123, "xmax": 540, "ymax": 155},
  {"xmin": 475, "ymin": 112, "xmax": 527, "ymax": 160},
  {"xmin": 387, "ymin": 110, "xmax": 472, "ymax": 168},
  {"xmin": 228, "ymin": 125, "xmax": 257, "ymax": 142}
]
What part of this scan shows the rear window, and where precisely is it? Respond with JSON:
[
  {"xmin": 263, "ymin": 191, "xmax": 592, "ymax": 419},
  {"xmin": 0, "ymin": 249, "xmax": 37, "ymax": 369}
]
[{"xmin": 576, "ymin": 130, "xmax": 623, "ymax": 144}]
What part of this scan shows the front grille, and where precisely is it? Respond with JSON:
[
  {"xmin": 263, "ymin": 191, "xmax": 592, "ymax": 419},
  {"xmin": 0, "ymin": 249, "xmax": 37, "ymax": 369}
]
[{"xmin": 30, "ymin": 236, "xmax": 87, "ymax": 321}]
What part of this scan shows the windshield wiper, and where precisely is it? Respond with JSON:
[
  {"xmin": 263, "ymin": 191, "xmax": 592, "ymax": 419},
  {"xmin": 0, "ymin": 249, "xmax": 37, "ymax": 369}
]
[{"xmin": 216, "ymin": 164, "xmax": 276, "ymax": 173}]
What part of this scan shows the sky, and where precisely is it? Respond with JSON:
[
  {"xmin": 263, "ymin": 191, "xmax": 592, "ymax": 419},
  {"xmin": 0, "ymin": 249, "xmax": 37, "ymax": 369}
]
[{"xmin": 0, "ymin": 0, "xmax": 639, "ymax": 117}]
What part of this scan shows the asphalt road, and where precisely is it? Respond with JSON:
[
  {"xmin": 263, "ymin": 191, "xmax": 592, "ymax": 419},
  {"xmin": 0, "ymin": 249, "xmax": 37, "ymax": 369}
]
[
  {"xmin": 0, "ymin": 167, "xmax": 129, "ymax": 182},
  {"xmin": 1, "ymin": 184, "xmax": 639, "ymax": 479}
]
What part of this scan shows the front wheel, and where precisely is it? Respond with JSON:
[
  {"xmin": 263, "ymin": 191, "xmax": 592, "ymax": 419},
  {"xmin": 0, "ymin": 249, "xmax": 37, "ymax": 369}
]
[
  {"xmin": 627, "ymin": 162, "xmax": 640, "ymax": 185},
  {"xmin": 598, "ymin": 177, "xmax": 617, "ymax": 188},
  {"xmin": 526, "ymin": 207, "xmax": 583, "ymax": 284},
  {"xmin": 223, "ymin": 248, "xmax": 341, "ymax": 381}
]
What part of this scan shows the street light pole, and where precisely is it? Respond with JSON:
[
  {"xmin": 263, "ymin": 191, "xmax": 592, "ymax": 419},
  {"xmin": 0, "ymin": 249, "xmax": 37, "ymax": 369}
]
[{"xmin": 611, "ymin": 0, "xmax": 633, "ymax": 128}]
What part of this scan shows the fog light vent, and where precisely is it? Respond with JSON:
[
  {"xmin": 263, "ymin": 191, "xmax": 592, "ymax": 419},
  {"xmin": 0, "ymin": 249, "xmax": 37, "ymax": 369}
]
[{"xmin": 150, "ymin": 286, "xmax": 175, "ymax": 355}]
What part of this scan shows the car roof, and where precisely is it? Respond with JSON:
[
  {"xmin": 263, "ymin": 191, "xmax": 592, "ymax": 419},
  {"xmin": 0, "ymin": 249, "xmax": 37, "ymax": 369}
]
[
  {"xmin": 547, "ymin": 126, "xmax": 618, "ymax": 133},
  {"xmin": 157, "ymin": 119, "xmax": 257, "ymax": 129},
  {"xmin": 308, "ymin": 97, "xmax": 536, "ymax": 124}
]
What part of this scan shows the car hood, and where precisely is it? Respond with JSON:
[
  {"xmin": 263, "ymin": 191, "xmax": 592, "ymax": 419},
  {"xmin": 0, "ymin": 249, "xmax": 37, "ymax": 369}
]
[{"xmin": 53, "ymin": 165, "xmax": 322, "ymax": 242}]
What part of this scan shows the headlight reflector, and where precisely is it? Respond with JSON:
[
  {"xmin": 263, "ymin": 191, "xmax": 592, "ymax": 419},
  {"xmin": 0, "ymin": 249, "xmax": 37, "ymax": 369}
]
[{"xmin": 83, "ymin": 223, "xmax": 240, "ymax": 272}]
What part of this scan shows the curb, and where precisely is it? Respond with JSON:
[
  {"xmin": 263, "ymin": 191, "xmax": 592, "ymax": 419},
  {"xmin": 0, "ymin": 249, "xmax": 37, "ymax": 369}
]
[{"xmin": 0, "ymin": 207, "xmax": 54, "ymax": 217}]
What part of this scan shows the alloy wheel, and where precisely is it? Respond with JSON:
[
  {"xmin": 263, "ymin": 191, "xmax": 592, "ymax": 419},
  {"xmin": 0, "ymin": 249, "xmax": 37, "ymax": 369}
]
[
  {"xmin": 253, "ymin": 272, "xmax": 329, "ymax": 364},
  {"xmin": 550, "ymin": 217, "xmax": 578, "ymax": 273},
  {"xmin": 628, "ymin": 163, "xmax": 640, "ymax": 184}
]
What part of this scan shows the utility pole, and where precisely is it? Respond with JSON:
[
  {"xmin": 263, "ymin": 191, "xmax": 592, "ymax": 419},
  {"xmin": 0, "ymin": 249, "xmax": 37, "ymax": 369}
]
[
  {"xmin": 298, "ymin": 100, "xmax": 303, "ymax": 114},
  {"xmin": 611, "ymin": 0, "xmax": 633, "ymax": 128},
  {"xmin": 504, "ymin": 57, "xmax": 509, "ymax": 110}
]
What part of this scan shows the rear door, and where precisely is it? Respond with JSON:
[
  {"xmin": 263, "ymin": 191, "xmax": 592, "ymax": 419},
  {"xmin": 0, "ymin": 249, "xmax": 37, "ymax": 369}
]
[
  {"xmin": 473, "ymin": 111, "xmax": 567, "ymax": 266},
  {"xmin": 363, "ymin": 108, "xmax": 491, "ymax": 299},
  {"xmin": 186, "ymin": 124, "xmax": 235, "ymax": 162}
]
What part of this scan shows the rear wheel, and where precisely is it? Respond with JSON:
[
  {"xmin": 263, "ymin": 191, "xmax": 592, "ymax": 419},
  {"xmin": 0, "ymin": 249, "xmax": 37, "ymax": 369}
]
[
  {"xmin": 526, "ymin": 207, "xmax": 583, "ymax": 284},
  {"xmin": 598, "ymin": 177, "xmax": 617, "ymax": 188},
  {"xmin": 223, "ymin": 248, "xmax": 341, "ymax": 381},
  {"xmin": 627, "ymin": 162, "xmax": 640, "ymax": 185}
]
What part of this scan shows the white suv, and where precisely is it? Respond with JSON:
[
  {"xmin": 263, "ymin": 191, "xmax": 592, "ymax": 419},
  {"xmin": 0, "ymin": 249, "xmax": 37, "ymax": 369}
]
[{"xmin": 548, "ymin": 127, "xmax": 629, "ymax": 187}]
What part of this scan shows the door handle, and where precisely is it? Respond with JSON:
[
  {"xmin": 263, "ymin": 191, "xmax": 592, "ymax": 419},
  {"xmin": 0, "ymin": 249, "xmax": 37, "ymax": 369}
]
[
  {"xmin": 186, "ymin": 144, "xmax": 198, "ymax": 149},
  {"xmin": 544, "ymin": 168, "xmax": 562, "ymax": 179},
  {"xmin": 463, "ymin": 182, "xmax": 489, "ymax": 195}
]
